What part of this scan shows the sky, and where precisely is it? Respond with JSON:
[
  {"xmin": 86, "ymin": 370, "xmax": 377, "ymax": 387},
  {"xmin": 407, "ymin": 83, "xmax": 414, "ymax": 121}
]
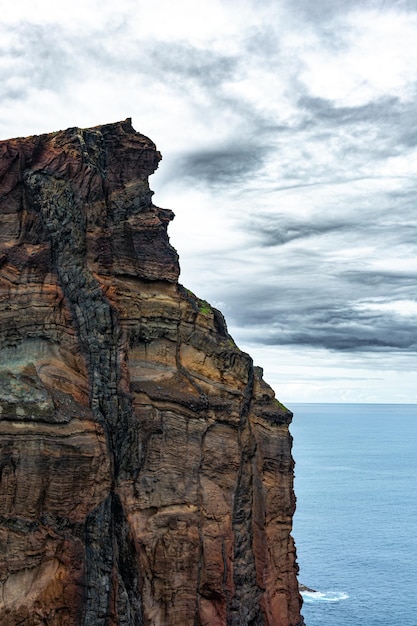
[{"xmin": 1, "ymin": 0, "xmax": 417, "ymax": 404}]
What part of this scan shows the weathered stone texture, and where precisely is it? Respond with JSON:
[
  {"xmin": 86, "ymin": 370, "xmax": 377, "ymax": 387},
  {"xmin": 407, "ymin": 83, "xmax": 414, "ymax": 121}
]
[{"xmin": 0, "ymin": 119, "xmax": 304, "ymax": 625}]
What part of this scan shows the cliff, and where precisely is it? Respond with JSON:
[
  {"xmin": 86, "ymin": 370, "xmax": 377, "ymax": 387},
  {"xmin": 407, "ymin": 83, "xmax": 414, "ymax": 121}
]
[{"xmin": 0, "ymin": 119, "xmax": 304, "ymax": 626}]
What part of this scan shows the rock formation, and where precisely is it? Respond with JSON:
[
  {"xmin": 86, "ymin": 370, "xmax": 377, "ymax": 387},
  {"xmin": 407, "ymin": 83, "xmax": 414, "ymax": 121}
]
[{"xmin": 0, "ymin": 119, "xmax": 304, "ymax": 626}]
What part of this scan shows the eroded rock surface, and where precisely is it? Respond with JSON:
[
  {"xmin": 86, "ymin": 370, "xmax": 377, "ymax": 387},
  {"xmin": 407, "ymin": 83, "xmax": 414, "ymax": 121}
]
[{"xmin": 0, "ymin": 119, "xmax": 304, "ymax": 625}]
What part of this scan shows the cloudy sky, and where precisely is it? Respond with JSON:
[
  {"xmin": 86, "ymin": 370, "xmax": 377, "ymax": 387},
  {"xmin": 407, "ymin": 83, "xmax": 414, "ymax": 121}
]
[{"xmin": 2, "ymin": 0, "xmax": 417, "ymax": 403}]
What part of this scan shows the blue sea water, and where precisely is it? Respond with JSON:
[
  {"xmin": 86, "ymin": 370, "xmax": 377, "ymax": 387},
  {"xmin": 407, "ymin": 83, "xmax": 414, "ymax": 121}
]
[{"xmin": 290, "ymin": 403, "xmax": 417, "ymax": 626}]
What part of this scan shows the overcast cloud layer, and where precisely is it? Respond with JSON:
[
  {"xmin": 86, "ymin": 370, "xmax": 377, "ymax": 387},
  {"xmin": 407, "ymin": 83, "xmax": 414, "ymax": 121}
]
[{"xmin": 1, "ymin": 0, "xmax": 417, "ymax": 403}]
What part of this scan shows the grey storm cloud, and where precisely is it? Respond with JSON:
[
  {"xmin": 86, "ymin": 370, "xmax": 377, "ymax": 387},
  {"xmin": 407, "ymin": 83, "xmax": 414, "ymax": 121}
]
[
  {"xmin": 220, "ymin": 286, "xmax": 417, "ymax": 352},
  {"xmin": 248, "ymin": 216, "xmax": 353, "ymax": 247},
  {"xmin": 282, "ymin": 0, "xmax": 417, "ymax": 24},
  {"xmin": 198, "ymin": 190, "xmax": 417, "ymax": 354},
  {"xmin": 175, "ymin": 143, "xmax": 272, "ymax": 186},
  {"xmin": 342, "ymin": 269, "xmax": 417, "ymax": 287},
  {"xmin": 147, "ymin": 42, "xmax": 237, "ymax": 87},
  {"xmin": 298, "ymin": 93, "xmax": 417, "ymax": 157},
  {"xmin": 298, "ymin": 95, "xmax": 401, "ymax": 126},
  {"xmin": 252, "ymin": 209, "xmax": 417, "ymax": 249}
]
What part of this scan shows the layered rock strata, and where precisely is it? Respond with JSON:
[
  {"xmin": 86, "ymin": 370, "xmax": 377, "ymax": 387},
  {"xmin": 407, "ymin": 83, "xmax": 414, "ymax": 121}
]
[{"xmin": 0, "ymin": 119, "xmax": 304, "ymax": 626}]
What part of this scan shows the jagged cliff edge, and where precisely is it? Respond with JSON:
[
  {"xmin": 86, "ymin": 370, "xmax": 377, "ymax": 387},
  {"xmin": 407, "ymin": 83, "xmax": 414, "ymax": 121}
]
[{"xmin": 0, "ymin": 119, "xmax": 304, "ymax": 626}]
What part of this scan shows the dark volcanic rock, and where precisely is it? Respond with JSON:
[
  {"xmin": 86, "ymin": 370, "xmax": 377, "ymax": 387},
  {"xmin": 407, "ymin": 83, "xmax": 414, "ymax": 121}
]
[{"xmin": 0, "ymin": 119, "xmax": 304, "ymax": 626}]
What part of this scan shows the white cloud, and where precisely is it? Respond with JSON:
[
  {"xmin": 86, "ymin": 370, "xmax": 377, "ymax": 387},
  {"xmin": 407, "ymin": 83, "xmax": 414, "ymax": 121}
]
[
  {"xmin": 298, "ymin": 10, "xmax": 417, "ymax": 106},
  {"xmin": 356, "ymin": 300, "xmax": 417, "ymax": 317},
  {"xmin": 1, "ymin": 0, "xmax": 128, "ymax": 28}
]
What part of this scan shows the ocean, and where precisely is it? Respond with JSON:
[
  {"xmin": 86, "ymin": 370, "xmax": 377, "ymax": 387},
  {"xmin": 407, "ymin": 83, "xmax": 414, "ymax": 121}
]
[{"xmin": 290, "ymin": 403, "xmax": 417, "ymax": 626}]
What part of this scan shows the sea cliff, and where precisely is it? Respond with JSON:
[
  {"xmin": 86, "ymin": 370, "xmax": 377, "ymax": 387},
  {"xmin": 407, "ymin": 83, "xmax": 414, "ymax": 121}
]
[{"xmin": 0, "ymin": 119, "xmax": 304, "ymax": 626}]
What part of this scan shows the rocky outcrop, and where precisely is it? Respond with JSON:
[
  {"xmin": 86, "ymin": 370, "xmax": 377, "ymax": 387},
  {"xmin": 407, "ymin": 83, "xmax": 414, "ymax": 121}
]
[{"xmin": 0, "ymin": 119, "xmax": 304, "ymax": 626}]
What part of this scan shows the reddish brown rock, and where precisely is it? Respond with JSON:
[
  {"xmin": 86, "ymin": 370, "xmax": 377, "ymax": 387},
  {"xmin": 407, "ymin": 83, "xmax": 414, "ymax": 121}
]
[{"xmin": 0, "ymin": 119, "xmax": 304, "ymax": 625}]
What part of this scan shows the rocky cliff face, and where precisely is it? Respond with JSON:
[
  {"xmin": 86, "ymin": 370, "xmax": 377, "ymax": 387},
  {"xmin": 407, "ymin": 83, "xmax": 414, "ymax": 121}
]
[{"xmin": 0, "ymin": 119, "xmax": 304, "ymax": 626}]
